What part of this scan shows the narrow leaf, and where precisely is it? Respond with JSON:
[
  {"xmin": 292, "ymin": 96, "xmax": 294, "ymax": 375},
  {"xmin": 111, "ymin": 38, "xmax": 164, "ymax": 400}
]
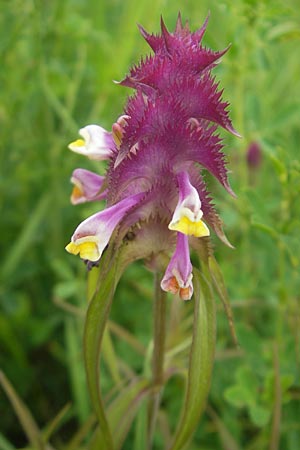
[
  {"xmin": 110, "ymin": 378, "xmax": 150, "ymax": 449},
  {"xmin": 207, "ymin": 406, "xmax": 240, "ymax": 450},
  {"xmin": 208, "ymin": 255, "xmax": 238, "ymax": 346},
  {"xmin": 66, "ymin": 415, "xmax": 97, "ymax": 450},
  {"xmin": 0, "ymin": 371, "xmax": 45, "ymax": 450},
  {"xmin": 108, "ymin": 320, "xmax": 146, "ymax": 356},
  {"xmin": 65, "ymin": 318, "xmax": 90, "ymax": 422},
  {"xmin": 133, "ymin": 397, "xmax": 148, "ymax": 450},
  {"xmin": 43, "ymin": 403, "xmax": 71, "ymax": 443},
  {"xmin": 169, "ymin": 269, "xmax": 216, "ymax": 450},
  {"xmin": 90, "ymin": 378, "xmax": 150, "ymax": 450},
  {"xmin": 102, "ymin": 327, "xmax": 122, "ymax": 386},
  {"xmin": 1, "ymin": 194, "xmax": 50, "ymax": 281}
]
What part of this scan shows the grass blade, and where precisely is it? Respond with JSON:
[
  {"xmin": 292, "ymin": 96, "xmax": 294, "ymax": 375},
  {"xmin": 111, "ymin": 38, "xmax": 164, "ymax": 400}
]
[
  {"xmin": 1, "ymin": 194, "xmax": 50, "ymax": 282},
  {"xmin": 208, "ymin": 255, "xmax": 238, "ymax": 346},
  {"xmin": 91, "ymin": 377, "xmax": 150, "ymax": 450},
  {"xmin": 65, "ymin": 318, "xmax": 90, "ymax": 422},
  {"xmin": 0, "ymin": 371, "xmax": 45, "ymax": 450},
  {"xmin": 102, "ymin": 327, "xmax": 122, "ymax": 386},
  {"xmin": 66, "ymin": 415, "xmax": 97, "ymax": 450},
  {"xmin": 43, "ymin": 403, "xmax": 71, "ymax": 443}
]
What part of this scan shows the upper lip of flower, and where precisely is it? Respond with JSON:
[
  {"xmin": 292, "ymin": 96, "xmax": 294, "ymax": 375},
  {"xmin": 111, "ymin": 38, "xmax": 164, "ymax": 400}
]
[{"xmin": 68, "ymin": 125, "xmax": 115, "ymax": 160}]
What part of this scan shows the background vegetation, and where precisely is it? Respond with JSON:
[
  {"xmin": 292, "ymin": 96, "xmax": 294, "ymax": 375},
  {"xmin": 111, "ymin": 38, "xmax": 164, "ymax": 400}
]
[{"xmin": 1, "ymin": 0, "xmax": 300, "ymax": 448}]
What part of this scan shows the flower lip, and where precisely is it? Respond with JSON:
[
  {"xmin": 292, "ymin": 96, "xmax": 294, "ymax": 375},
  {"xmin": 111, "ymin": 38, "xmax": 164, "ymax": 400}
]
[
  {"xmin": 65, "ymin": 239, "xmax": 100, "ymax": 262},
  {"xmin": 168, "ymin": 171, "xmax": 210, "ymax": 238},
  {"xmin": 68, "ymin": 125, "xmax": 115, "ymax": 160}
]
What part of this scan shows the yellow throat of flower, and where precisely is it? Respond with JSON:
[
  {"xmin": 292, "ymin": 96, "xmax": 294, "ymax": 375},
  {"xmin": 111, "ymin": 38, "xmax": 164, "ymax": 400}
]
[
  {"xmin": 65, "ymin": 240, "xmax": 100, "ymax": 261},
  {"xmin": 169, "ymin": 216, "xmax": 210, "ymax": 238},
  {"xmin": 69, "ymin": 139, "xmax": 85, "ymax": 149},
  {"xmin": 71, "ymin": 184, "xmax": 84, "ymax": 203}
]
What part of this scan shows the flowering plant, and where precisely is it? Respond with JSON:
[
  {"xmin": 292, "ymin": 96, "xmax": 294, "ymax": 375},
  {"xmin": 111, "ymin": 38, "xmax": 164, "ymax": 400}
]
[{"xmin": 66, "ymin": 13, "xmax": 238, "ymax": 450}]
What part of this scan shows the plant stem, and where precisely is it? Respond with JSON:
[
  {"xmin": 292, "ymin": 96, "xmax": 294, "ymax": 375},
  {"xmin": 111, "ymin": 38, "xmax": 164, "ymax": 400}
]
[
  {"xmin": 147, "ymin": 272, "xmax": 167, "ymax": 450},
  {"xmin": 269, "ymin": 343, "xmax": 281, "ymax": 450}
]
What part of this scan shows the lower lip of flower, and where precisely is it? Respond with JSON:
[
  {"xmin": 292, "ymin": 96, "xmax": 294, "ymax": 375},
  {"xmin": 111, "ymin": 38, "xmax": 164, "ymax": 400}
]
[
  {"xmin": 65, "ymin": 240, "xmax": 100, "ymax": 261},
  {"xmin": 169, "ymin": 216, "xmax": 210, "ymax": 237}
]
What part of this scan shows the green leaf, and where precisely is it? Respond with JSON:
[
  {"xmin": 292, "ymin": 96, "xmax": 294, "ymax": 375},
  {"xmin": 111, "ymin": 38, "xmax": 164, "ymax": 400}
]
[
  {"xmin": 0, "ymin": 433, "xmax": 16, "ymax": 450},
  {"xmin": 169, "ymin": 269, "xmax": 216, "ymax": 450},
  {"xmin": 83, "ymin": 248, "xmax": 121, "ymax": 450},
  {"xmin": 249, "ymin": 404, "xmax": 271, "ymax": 427},
  {"xmin": 280, "ymin": 374, "xmax": 295, "ymax": 392},
  {"xmin": 235, "ymin": 366, "xmax": 258, "ymax": 407},
  {"xmin": 224, "ymin": 385, "xmax": 246, "ymax": 408}
]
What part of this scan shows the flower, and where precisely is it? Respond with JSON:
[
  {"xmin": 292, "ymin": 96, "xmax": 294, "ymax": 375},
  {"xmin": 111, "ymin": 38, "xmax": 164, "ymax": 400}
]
[
  {"xmin": 70, "ymin": 168, "xmax": 107, "ymax": 204},
  {"xmin": 161, "ymin": 233, "xmax": 194, "ymax": 300},
  {"xmin": 66, "ymin": 14, "xmax": 238, "ymax": 299},
  {"xmin": 246, "ymin": 141, "xmax": 262, "ymax": 169},
  {"xmin": 68, "ymin": 125, "xmax": 115, "ymax": 160},
  {"xmin": 65, "ymin": 192, "xmax": 145, "ymax": 261}
]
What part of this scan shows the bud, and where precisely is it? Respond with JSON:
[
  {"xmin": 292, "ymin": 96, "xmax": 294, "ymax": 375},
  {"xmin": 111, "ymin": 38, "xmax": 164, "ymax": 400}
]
[{"xmin": 246, "ymin": 141, "xmax": 262, "ymax": 169}]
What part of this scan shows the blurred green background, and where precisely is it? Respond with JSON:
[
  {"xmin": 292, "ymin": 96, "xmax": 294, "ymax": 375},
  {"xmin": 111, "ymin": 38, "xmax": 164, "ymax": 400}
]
[{"xmin": 1, "ymin": 0, "xmax": 300, "ymax": 449}]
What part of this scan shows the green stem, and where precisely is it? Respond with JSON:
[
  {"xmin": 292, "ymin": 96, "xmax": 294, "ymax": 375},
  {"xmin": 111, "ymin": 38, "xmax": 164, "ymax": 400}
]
[{"xmin": 147, "ymin": 272, "xmax": 167, "ymax": 450}]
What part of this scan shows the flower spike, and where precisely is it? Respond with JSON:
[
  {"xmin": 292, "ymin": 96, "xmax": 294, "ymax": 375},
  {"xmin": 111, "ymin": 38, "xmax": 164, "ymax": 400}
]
[
  {"xmin": 169, "ymin": 172, "xmax": 210, "ymax": 238},
  {"xmin": 66, "ymin": 14, "xmax": 238, "ymax": 291},
  {"xmin": 68, "ymin": 125, "xmax": 115, "ymax": 160},
  {"xmin": 161, "ymin": 233, "xmax": 194, "ymax": 301}
]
